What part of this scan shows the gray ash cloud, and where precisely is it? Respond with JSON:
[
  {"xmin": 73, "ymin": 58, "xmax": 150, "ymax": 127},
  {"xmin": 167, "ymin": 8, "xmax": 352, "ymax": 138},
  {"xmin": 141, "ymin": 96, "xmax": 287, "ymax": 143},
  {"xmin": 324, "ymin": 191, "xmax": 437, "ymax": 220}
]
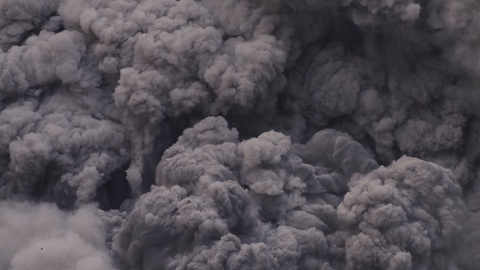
[{"xmin": 1, "ymin": 0, "xmax": 480, "ymax": 269}]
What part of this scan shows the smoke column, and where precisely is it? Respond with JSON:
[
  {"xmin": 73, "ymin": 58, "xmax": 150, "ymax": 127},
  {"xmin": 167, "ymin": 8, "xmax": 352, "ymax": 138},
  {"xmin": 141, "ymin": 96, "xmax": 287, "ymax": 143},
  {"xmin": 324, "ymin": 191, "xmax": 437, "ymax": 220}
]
[{"xmin": 1, "ymin": 0, "xmax": 480, "ymax": 269}]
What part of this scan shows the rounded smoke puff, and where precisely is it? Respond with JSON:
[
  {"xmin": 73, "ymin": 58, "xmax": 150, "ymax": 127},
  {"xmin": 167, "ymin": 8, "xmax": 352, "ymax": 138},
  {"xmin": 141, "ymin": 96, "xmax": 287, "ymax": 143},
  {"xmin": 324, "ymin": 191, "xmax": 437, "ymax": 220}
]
[
  {"xmin": 115, "ymin": 116, "xmax": 379, "ymax": 269},
  {"xmin": 338, "ymin": 156, "xmax": 467, "ymax": 270}
]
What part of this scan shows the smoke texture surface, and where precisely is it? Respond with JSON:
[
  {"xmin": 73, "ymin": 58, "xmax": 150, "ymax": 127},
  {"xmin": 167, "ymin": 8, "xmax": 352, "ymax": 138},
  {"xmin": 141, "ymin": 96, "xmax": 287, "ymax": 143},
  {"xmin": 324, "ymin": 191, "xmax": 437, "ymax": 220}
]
[{"xmin": 1, "ymin": 0, "xmax": 480, "ymax": 269}]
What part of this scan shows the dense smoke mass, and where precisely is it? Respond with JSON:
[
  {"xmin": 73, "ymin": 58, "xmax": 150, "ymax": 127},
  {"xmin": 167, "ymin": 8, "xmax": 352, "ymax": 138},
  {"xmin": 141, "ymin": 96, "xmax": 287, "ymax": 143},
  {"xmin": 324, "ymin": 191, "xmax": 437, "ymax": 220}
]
[{"xmin": 2, "ymin": 0, "xmax": 480, "ymax": 269}]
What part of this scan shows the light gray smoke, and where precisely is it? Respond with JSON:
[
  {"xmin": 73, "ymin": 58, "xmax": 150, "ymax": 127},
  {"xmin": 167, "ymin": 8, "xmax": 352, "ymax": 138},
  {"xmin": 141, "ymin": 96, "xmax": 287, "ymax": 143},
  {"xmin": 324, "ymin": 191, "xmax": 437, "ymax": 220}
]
[
  {"xmin": 0, "ymin": 201, "xmax": 116, "ymax": 270},
  {"xmin": 1, "ymin": 0, "xmax": 480, "ymax": 269}
]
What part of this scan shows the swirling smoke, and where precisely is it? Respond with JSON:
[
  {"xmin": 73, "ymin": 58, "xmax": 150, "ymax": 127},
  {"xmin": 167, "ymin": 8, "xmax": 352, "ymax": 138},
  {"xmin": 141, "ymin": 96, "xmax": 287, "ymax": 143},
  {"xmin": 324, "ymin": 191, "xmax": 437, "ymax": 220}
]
[{"xmin": 1, "ymin": 0, "xmax": 480, "ymax": 269}]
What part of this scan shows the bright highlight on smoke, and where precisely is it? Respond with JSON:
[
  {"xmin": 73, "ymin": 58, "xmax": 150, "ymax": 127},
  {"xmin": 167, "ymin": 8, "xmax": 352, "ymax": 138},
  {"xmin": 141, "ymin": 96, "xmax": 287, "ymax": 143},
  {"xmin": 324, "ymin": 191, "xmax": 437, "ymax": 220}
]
[{"xmin": 1, "ymin": 0, "xmax": 480, "ymax": 269}]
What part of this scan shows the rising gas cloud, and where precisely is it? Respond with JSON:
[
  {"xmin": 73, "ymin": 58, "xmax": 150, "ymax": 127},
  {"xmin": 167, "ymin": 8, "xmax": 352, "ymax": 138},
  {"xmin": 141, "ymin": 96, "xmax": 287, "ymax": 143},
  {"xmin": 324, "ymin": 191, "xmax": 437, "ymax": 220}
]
[{"xmin": 1, "ymin": 0, "xmax": 480, "ymax": 269}]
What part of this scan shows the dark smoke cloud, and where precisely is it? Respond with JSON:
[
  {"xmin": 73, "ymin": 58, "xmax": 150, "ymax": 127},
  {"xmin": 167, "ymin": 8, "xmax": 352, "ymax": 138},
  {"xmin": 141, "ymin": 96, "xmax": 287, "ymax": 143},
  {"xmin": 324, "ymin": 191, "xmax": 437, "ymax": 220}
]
[
  {"xmin": 114, "ymin": 116, "xmax": 377, "ymax": 269},
  {"xmin": 339, "ymin": 156, "xmax": 466, "ymax": 269},
  {"xmin": 1, "ymin": 0, "xmax": 480, "ymax": 269}
]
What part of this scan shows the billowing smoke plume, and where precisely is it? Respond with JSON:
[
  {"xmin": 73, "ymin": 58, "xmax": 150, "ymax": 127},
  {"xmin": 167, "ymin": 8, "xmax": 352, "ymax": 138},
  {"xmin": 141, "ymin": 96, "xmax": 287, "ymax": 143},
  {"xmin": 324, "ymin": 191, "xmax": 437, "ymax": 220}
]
[
  {"xmin": 1, "ymin": 0, "xmax": 480, "ymax": 269},
  {"xmin": 114, "ymin": 117, "xmax": 377, "ymax": 269}
]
